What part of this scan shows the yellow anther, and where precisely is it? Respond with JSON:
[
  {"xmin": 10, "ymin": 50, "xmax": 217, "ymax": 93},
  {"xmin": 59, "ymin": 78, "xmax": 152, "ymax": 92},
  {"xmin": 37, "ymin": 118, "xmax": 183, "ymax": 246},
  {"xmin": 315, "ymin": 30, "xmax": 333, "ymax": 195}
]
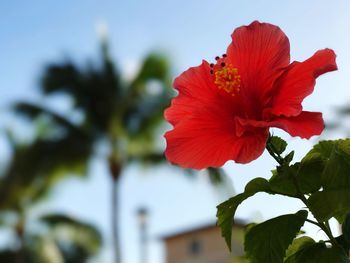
[{"xmin": 214, "ymin": 64, "xmax": 241, "ymax": 96}]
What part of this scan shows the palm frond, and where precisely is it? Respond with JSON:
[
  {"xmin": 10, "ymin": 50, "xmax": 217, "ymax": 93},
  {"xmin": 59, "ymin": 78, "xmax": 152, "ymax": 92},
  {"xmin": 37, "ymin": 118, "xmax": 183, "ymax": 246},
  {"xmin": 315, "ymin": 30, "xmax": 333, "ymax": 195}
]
[
  {"xmin": 14, "ymin": 102, "xmax": 81, "ymax": 133},
  {"xmin": 40, "ymin": 213, "xmax": 102, "ymax": 256},
  {"xmin": 0, "ymin": 132, "xmax": 92, "ymax": 210}
]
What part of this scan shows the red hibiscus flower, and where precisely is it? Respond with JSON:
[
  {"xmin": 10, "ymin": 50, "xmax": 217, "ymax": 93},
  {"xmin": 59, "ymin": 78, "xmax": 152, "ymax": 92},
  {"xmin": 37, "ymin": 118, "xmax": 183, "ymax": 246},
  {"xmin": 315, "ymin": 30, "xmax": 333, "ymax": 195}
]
[{"xmin": 164, "ymin": 21, "xmax": 337, "ymax": 169}]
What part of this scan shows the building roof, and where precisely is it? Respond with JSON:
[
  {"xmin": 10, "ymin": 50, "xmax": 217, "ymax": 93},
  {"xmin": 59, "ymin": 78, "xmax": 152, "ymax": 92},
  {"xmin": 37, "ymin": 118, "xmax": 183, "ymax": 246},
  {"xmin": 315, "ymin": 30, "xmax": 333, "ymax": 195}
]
[{"xmin": 160, "ymin": 219, "xmax": 246, "ymax": 241}]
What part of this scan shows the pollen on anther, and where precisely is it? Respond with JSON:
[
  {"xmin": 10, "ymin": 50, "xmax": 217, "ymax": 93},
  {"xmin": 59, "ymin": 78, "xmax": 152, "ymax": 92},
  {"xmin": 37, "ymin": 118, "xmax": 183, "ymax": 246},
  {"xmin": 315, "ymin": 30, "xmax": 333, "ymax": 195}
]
[
  {"xmin": 215, "ymin": 56, "xmax": 220, "ymax": 60},
  {"xmin": 221, "ymin": 62, "xmax": 226, "ymax": 67},
  {"xmin": 222, "ymin": 54, "xmax": 227, "ymax": 58},
  {"xmin": 210, "ymin": 63, "xmax": 214, "ymax": 68},
  {"xmin": 213, "ymin": 65, "xmax": 241, "ymax": 96}
]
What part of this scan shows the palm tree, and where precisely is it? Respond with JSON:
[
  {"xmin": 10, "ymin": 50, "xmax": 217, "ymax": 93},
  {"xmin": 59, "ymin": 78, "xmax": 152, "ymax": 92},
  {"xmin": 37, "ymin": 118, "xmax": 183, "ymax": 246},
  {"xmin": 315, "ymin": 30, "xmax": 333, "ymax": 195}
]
[
  {"xmin": 326, "ymin": 103, "xmax": 350, "ymax": 135},
  {"xmin": 39, "ymin": 213, "xmax": 102, "ymax": 263},
  {"xmin": 0, "ymin": 132, "xmax": 101, "ymax": 263},
  {"xmin": 14, "ymin": 38, "xmax": 230, "ymax": 263},
  {"xmin": 13, "ymin": 37, "xmax": 173, "ymax": 263},
  {"xmin": 0, "ymin": 211, "xmax": 102, "ymax": 263}
]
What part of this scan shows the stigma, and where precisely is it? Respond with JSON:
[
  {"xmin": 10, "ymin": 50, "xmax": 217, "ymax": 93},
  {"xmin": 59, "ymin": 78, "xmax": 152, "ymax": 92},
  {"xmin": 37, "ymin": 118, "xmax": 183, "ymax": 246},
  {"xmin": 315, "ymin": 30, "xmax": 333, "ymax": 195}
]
[{"xmin": 213, "ymin": 63, "xmax": 241, "ymax": 96}]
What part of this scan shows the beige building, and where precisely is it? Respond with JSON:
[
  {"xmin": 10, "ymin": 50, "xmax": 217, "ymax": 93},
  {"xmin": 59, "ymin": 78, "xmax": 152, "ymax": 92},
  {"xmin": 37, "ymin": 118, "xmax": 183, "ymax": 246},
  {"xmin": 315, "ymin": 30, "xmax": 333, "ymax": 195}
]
[{"xmin": 162, "ymin": 221, "xmax": 245, "ymax": 263}]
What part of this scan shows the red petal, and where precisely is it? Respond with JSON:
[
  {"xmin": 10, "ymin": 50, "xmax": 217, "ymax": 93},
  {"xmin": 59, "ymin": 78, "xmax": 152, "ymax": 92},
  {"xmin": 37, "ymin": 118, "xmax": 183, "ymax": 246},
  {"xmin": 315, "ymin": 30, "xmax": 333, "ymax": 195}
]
[
  {"xmin": 270, "ymin": 111, "xmax": 324, "ymax": 139},
  {"xmin": 164, "ymin": 95, "xmax": 194, "ymax": 126},
  {"xmin": 164, "ymin": 116, "xmax": 268, "ymax": 169},
  {"xmin": 226, "ymin": 21, "xmax": 290, "ymax": 117},
  {"xmin": 165, "ymin": 61, "xmax": 242, "ymax": 126},
  {"xmin": 270, "ymin": 49, "xmax": 337, "ymax": 117}
]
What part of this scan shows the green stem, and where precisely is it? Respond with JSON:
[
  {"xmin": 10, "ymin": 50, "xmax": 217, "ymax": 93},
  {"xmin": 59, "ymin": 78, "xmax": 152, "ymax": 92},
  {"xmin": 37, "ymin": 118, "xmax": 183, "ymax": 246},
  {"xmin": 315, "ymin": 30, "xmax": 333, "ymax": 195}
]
[
  {"xmin": 304, "ymin": 218, "xmax": 323, "ymax": 228},
  {"xmin": 266, "ymin": 138, "xmax": 338, "ymax": 248}
]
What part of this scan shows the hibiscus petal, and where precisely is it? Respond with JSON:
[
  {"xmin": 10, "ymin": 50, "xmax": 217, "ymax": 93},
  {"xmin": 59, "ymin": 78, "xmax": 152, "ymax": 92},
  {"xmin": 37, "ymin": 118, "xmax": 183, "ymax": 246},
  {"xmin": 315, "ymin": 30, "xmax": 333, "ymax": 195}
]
[
  {"xmin": 164, "ymin": 116, "xmax": 268, "ymax": 169},
  {"xmin": 165, "ymin": 60, "xmax": 242, "ymax": 126},
  {"xmin": 270, "ymin": 111, "xmax": 324, "ymax": 139},
  {"xmin": 270, "ymin": 49, "xmax": 337, "ymax": 117},
  {"xmin": 164, "ymin": 95, "xmax": 193, "ymax": 126},
  {"xmin": 226, "ymin": 21, "xmax": 290, "ymax": 116},
  {"xmin": 172, "ymin": 60, "xmax": 216, "ymax": 101}
]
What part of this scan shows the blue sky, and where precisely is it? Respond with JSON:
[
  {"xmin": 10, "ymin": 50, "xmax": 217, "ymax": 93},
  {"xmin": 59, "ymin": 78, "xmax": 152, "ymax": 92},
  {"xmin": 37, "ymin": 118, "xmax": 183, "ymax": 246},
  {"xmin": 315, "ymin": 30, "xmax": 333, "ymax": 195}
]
[{"xmin": 1, "ymin": 0, "xmax": 350, "ymax": 262}]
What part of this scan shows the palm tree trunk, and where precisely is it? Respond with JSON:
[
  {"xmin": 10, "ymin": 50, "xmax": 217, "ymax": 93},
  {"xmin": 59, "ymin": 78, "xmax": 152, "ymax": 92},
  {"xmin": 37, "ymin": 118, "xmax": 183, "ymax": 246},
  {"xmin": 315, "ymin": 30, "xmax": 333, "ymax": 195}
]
[
  {"xmin": 112, "ymin": 177, "xmax": 121, "ymax": 263},
  {"xmin": 109, "ymin": 158, "xmax": 122, "ymax": 263},
  {"xmin": 15, "ymin": 213, "xmax": 25, "ymax": 263}
]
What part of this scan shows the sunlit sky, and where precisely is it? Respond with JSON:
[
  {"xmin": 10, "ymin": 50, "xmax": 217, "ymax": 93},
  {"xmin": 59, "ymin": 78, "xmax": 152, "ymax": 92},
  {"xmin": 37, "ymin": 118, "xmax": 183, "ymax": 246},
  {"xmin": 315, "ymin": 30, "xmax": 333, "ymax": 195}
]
[{"xmin": 1, "ymin": 0, "xmax": 350, "ymax": 262}]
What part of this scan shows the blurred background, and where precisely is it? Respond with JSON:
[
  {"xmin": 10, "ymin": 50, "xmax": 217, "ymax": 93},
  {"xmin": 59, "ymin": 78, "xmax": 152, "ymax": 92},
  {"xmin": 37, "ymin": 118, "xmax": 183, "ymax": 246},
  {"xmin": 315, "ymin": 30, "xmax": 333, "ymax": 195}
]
[{"xmin": 1, "ymin": 0, "xmax": 350, "ymax": 262}]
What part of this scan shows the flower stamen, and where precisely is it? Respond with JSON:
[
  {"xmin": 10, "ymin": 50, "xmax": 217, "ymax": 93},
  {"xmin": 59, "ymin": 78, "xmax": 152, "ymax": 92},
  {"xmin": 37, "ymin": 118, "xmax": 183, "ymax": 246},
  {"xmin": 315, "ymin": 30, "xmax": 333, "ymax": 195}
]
[{"xmin": 214, "ymin": 64, "xmax": 241, "ymax": 96}]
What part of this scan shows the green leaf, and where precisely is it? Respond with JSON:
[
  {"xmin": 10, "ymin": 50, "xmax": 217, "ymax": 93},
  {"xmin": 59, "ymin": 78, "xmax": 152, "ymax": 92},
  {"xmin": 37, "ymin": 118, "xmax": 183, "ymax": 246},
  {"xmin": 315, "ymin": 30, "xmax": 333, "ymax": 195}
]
[
  {"xmin": 216, "ymin": 178, "xmax": 271, "ymax": 250},
  {"xmin": 308, "ymin": 189, "xmax": 350, "ymax": 222},
  {"xmin": 245, "ymin": 223, "xmax": 257, "ymax": 234},
  {"xmin": 284, "ymin": 242, "xmax": 349, "ymax": 263},
  {"xmin": 305, "ymin": 139, "xmax": 350, "ymax": 223},
  {"xmin": 244, "ymin": 177, "xmax": 271, "ymax": 194},
  {"xmin": 303, "ymin": 139, "xmax": 350, "ymax": 190},
  {"xmin": 321, "ymin": 139, "xmax": 350, "ymax": 190},
  {"xmin": 269, "ymin": 164, "xmax": 298, "ymax": 196},
  {"xmin": 336, "ymin": 235, "xmax": 350, "ymax": 253},
  {"xmin": 306, "ymin": 140, "xmax": 336, "ymax": 160},
  {"xmin": 270, "ymin": 136, "xmax": 287, "ymax": 155},
  {"xmin": 297, "ymin": 154, "xmax": 323, "ymax": 193},
  {"xmin": 269, "ymin": 158, "xmax": 322, "ymax": 197},
  {"xmin": 285, "ymin": 151, "xmax": 295, "ymax": 164},
  {"xmin": 233, "ymin": 257, "xmax": 250, "ymax": 263},
  {"xmin": 244, "ymin": 210, "xmax": 308, "ymax": 263},
  {"xmin": 285, "ymin": 236, "xmax": 316, "ymax": 260},
  {"xmin": 342, "ymin": 212, "xmax": 350, "ymax": 250},
  {"xmin": 217, "ymin": 193, "xmax": 247, "ymax": 250}
]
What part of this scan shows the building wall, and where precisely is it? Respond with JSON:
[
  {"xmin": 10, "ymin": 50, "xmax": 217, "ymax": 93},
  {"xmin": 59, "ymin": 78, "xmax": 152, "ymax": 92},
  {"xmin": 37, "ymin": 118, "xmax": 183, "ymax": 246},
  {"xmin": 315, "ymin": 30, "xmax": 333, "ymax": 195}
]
[{"xmin": 165, "ymin": 226, "xmax": 244, "ymax": 263}]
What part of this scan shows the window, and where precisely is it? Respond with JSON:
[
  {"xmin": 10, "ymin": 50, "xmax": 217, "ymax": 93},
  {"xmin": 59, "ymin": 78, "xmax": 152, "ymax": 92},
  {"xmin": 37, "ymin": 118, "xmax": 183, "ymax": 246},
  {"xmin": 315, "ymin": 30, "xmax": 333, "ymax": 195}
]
[{"xmin": 188, "ymin": 238, "xmax": 202, "ymax": 256}]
